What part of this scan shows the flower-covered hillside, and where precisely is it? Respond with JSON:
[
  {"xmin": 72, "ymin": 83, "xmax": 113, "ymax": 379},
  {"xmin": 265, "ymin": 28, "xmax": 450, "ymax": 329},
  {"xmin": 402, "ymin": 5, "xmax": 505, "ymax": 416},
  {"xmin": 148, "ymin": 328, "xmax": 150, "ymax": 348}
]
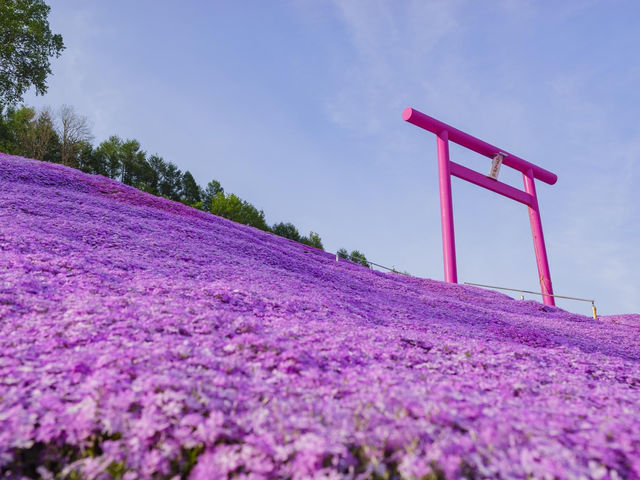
[{"xmin": 1, "ymin": 152, "xmax": 639, "ymax": 479}]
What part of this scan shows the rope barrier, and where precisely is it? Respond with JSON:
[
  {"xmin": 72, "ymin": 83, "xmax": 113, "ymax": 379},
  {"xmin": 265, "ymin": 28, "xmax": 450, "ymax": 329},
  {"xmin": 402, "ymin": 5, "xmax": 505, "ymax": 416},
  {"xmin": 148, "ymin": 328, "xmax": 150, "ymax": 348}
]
[
  {"xmin": 332, "ymin": 255, "xmax": 598, "ymax": 319},
  {"xmin": 464, "ymin": 282, "xmax": 598, "ymax": 319},
  {"xmin": 334, "ymin": 252, "xmax": 412, "ymax": 276}
]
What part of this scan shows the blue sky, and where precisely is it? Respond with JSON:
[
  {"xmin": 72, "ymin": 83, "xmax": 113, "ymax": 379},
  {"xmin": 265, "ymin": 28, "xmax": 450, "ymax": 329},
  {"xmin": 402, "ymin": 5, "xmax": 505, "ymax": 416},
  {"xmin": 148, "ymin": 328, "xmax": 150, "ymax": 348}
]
[{"xmin": 25, "ymin": 1, "xmax": 639, "ymax": 316}]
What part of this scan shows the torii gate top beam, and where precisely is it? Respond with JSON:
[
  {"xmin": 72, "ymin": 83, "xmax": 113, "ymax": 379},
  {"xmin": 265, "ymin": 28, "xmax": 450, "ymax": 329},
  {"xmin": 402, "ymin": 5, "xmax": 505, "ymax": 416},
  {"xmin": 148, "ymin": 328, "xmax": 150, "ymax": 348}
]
[{"xmin": 402, "ymin": 108, "xmax": 557, "ymax": 185}]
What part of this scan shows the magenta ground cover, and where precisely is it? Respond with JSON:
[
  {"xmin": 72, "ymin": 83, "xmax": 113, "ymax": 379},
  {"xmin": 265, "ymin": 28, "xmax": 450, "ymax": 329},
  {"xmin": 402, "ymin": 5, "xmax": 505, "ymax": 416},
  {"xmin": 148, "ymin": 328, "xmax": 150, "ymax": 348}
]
[{"xmin": 1, "ymin": 153, "xmax": 639, "ymax": 479}]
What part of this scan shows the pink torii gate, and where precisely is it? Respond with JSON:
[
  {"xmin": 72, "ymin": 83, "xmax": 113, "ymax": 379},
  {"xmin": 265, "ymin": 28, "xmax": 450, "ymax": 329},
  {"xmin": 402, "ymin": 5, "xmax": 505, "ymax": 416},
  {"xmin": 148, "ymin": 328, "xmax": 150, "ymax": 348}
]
[{"xmin": 402, "ymin": 107, "xmax": 558, "ymax": 306}]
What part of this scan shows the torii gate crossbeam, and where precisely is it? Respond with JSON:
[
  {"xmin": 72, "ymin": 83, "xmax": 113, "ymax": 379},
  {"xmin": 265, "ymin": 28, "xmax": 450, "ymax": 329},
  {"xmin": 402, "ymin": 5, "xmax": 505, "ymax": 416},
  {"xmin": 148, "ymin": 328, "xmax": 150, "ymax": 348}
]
[{"xmin": 403, "ymin": 107, "xmax": 558, "ymax": 306}]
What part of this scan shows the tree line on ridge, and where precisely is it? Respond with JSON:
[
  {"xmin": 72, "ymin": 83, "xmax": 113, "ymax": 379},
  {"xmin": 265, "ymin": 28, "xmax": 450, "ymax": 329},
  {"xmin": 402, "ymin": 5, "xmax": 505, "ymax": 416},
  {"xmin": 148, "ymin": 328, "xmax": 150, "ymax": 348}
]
[{"xmin": 0, "ymin": 104, "xmax": 371, "ymax": 267}]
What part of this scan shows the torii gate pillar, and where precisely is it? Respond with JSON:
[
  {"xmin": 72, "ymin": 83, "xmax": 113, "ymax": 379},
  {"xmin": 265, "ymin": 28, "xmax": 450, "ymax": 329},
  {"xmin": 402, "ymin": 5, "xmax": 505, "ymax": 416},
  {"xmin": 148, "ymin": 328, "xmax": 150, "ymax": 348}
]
[
  {"xmin": 403, "ymin": 107, "xmax": 557, "ymax": 306},
  {"xmin": 436, "ymin": 129, "xmax": 457, "ymax": 283}
]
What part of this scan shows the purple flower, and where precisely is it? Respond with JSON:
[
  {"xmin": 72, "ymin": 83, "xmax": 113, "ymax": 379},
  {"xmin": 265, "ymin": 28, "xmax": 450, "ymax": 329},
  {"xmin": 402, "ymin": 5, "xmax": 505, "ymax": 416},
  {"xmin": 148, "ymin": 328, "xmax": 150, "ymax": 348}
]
[{"xmin": 1, "ymin": 152, "xmax": 639, "ymax": 479}]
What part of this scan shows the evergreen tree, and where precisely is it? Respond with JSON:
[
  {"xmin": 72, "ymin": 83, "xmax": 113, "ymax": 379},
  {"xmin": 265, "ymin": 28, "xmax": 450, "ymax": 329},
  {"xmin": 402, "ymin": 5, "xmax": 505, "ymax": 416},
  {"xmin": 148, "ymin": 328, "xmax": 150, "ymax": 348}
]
[
  {"xmin": 95, "ymin": 136, "xmax": 123, "ymax": 179},
  {"xmin": 119, "ymin": 139, "xmax": 146, "ymax": 187},
  {"xmin": 149, "ymin": 155, "xmax": 182, "ymax": 201},
  {"xmin": 181, "ymin": 171, "xmax": 202, "ymax": 206},
  {"xmin": 210, "ymin": 192, "xmax": 269, "ymax": 231},
  {"xmin": 349, "ymin": 250, "xmax": 370, "ymax": 267},
  {"xmin": 337, "ymin": 247, "xmax": 369, "ymax": 267},
  {"xmin": 17, "ymin": 106, "xmax": 59, "ymax": 161},
  {"xmin": 202, "ymin": 179, "xmax": 224, "ymax": 211},
  {"xmin": 161, "ymin": 161, "xmax": 183, "ymax": 201},
  {"xmin": 0, "ymin": 106, "xmax": 22, "ymax": 153},
  {"xmin": 76, "ymin": 141, "xmax": 104, "ymax": 175},
  {"xmin": 301, "ymin": 231, "xmax": 324, "ymax": 250},
  {"xmin": 272, "ymin": 222, "xmax": 302, "ymax": 242},
  {"xmin": 135, "ymin": 159, "xmax": 159, "ymax": 195},
  {"xmin": 146, "ymin": 154, "xmax": 167, "ymax": 195}
]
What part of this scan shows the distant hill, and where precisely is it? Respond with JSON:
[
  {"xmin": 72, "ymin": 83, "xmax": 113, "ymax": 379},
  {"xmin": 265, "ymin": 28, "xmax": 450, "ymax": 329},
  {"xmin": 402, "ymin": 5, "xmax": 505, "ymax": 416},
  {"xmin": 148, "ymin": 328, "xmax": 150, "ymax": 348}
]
[{"xmin": 1, "ymin": 152, "xmax": 639, "ymax": 479}]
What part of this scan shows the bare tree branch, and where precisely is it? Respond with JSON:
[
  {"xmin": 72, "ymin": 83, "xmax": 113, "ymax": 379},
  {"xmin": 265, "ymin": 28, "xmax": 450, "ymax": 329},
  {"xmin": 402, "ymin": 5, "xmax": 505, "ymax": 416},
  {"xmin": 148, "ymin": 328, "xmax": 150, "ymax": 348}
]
[{"xmin": 57, "ymin": 104, "xmax": 92, "ymax": 166}]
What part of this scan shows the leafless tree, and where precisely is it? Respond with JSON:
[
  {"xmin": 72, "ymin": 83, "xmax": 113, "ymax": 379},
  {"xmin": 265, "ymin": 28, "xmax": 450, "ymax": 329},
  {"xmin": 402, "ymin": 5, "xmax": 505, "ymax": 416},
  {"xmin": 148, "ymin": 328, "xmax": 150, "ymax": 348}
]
[{"xmin": 57, "ymin": 104, "xmax": 92, "ymax": 167}]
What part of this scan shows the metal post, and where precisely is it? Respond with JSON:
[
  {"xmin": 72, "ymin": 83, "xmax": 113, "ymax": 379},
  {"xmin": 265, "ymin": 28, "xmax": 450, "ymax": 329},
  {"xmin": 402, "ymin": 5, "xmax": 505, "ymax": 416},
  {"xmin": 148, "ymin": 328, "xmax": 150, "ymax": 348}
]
[
  {"xmin": 436, "ymin": 130, "xmax": 457, "ymax": 283},
  {"xmin": 523, "ymin": 168, "xmax": 554, "ymax": 306}
]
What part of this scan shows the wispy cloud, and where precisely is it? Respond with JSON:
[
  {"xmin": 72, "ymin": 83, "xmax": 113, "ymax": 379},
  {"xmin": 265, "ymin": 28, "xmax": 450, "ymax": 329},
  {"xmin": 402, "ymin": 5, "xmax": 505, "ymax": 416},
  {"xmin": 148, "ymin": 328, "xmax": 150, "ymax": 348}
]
[{"xmin": 326, "ymin": 0, "xmax": 462, "ymax": 135}]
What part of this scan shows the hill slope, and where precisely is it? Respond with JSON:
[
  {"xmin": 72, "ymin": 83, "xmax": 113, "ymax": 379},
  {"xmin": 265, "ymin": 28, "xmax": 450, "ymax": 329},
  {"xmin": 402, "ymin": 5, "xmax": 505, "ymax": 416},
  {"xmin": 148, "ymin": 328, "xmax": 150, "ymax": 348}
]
[{"xmin": 1, "ymin": 153, "xmax": 639, "ymax": 479}]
